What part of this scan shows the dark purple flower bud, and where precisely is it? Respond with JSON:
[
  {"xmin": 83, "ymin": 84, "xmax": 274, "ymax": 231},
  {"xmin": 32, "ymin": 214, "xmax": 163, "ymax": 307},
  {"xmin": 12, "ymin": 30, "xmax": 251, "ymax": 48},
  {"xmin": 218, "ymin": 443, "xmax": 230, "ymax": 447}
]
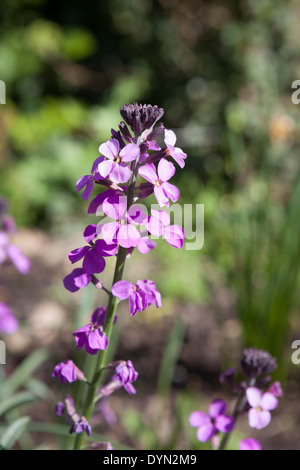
[
  {"xmin": 118, "ymin": 122, "xmax": 133, "ymax": 143},
  {"xmin": 120, "ymin": 103, "xmax": 164, "ymax": 133},
  {"xmin": 146, "ymin": 122, "xmax": 165, "ymax": 141},
  {"xmin": 55, "ymin": 401, "xmax": 65, "ymax": 417},
  {"xmin": 219, "ymin": 367, "xmax": 238, "ymax": 393},
  {"xmin": 111, "ymin": 128, "xmax": 126, "ymax": 149},
  {"xmin": 241, "ymin": 348, "xmax": 277, "ymax": 379}
]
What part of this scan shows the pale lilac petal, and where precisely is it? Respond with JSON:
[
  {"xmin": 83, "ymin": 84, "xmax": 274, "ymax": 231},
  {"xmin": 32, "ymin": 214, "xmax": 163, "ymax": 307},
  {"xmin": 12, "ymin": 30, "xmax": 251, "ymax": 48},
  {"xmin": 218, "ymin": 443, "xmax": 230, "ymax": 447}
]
[
  {"xmin": 138, "ymin": 163, "xmax": 158, "ymax": 184},
  {"xmin": 215, "ymin": 414, "xmax": 234, "ymax": 433},
  {"xmin": 126, "ymin": 205, "xmax": 148, "ymax": 225},
  {"xmin": 157, "ymin": 158, "xmax": 175, "ymax": 182},
  {"xmin": 82, "ymin": 250, "xmax": 106, "ymax": 274},
  {"xmin": 171, "ymin": 147, "xmax": 187, "ymax": 168},
  {"xmin": 111, "ymin": 280, "xmax": 134, "ymax": 299},
  {"xmin": 256, "ymin": 410, "xmax": 272, "ymax": 430},
  {"xmin": 88, "ymin": 329, "xmax": 108, "ymax": 351},
  {"xmin": 154, "ymin": 185, "xmax": 169, "ymax": 207},
  {"xmin": 98, "ymin": 159, "xmax": 114, "ymax": 179},
  {"xmin": 197, "ymin": 423, "xmax": 216, "ymax": 443},
  {"xmin": 151, "ymin": 209, "xmax": 170, "ymax": 227},
  {"xmin": 117, "ymin": 224, "xmax": 140, "ymax": 248},
  {"xmin": 0, "ymin": 303, "xmax": 18, "ymax": 334},
  {"xmin": 101, "ymin": 222, "xmax": 119, "ymax": 245},
  {"xmin": 103, "ymin": 195, "xmax": 127, "ymax": 220},
  {"xmin": 110, "ymin": 162, "xmax": 131, "ymax": 184},
  {"xmin": 260, "ymin": 392, "xmax": 278, "ymax": 411},
  {"xmin": 240, "ymin": 438, "xmax": 262, "ymax": 450},
  {"xmin": 137, "ymin": 238, "xmax": 156, "ymax": 254},
  {"xmin": 248, "ymin": 408, "xmax": 260, "ymax": 429},
  {"xmin": 209, "ymin": 399, "xmax": 227, "ymax": 419},
  {"xmin": 99, "ymin": 139, "xmax": 119, "ymax": 160},
  {"xmin": 123, "ymin": 383, "xmax": 136, "ymax": 394},
  {"xmin": 146, "ymin": 216, "xmax": 163, "ymax": 237},
  {"xmin": 246, "ymin": 387, "xmax": 263, "ymax": 408},
  {"xmin": 120, "ymin": 143, "xmax": 140, "ymax": 162},
  {"xmin": 6, "ymin": 245, "xmax": 30, "ymax": 274},
  {"xmin": 68, "ymin": 246, "xmax": 90, "ymax": 264},
  {"xmin": 162, "ymin": 182, "xmax": 180, "ymax": 203},
  {"xmin": 163, "ymin": 225, "xmax": 185, "ymax": 249},
  {"xmin": 189, "ymin": 411, "xmax": 210, "ymax": 428},
  {"xmin": 164, "ymin": 129, "xmax": 177, "ymax": 147}
]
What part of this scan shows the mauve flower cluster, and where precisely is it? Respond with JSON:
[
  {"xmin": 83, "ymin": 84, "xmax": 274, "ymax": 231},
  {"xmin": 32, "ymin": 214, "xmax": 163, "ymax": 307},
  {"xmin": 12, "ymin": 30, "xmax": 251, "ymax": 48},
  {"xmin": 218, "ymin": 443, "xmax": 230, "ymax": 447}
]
[
  {"xmin": 189, "ymin": 347, "xmax": 282, "ymax": 450},
  {"xmin": 0, "ymin": 199, "xmax": 30, "ymax": 334},
  {"xmin": 55, "ymin": 103, "xmax": 187, "ymax": 438}
]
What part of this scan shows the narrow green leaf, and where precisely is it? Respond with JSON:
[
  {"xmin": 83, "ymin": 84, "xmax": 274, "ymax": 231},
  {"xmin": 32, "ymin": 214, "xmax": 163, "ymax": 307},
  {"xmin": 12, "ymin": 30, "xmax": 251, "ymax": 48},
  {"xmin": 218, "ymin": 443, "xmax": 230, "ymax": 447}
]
[
  {"xmin": 6, "ymin": 349, "xmax": 49, "ymax": 393},
  {"xmin": 0, "ymin": 392, "xmax": 36, "ymax": 417},
  {"xmin": 0, "ymin": 416, "xmax": 30, "ymax": 450}
]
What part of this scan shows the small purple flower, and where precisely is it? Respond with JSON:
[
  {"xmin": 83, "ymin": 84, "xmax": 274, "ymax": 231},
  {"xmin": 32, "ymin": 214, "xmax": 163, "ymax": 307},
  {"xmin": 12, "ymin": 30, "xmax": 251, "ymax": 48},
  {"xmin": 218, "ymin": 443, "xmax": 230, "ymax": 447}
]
[
  {"xmin": 112, "ymin": 360, "xmax": 139, "ymax": 386},
  {"xmin": 100, "ymin": 195, "xmax": 141, "ymax": 248},
  {"xmin": 239, "ymin": 438, "xmax": 262, "ymax": 450},
  {"xmin": 146, "ymin": 209, "xmax": 185, "ymax": 249},
  {"xmin": 164, "ymin": 129, "xmax": 187, "ymax": 168},
  {"xmin": 98, "ymin": 139, "xmax": 140, "ymax": 184},
  {"xmin": 76, "ymin": 156, "xmax": 105, "ymax": 201},
  {"xmin": 73, "ymin": 307, "xmax": 111, "ymax": 354},
  {"xmin": 99, "ymin": 360, "xmax": 139, "ymax": 397},
  {"xmin": 138, "ymin": 158, "xmax": 180, "ymax": 207},
  {"xmin": 0, "ymin": 302, "xmax": 18, "ymax": 334},
  {"xmin": 246, "ymin": 387, "xmax": 278, "ymax": 430},
  {"xmin": 68, "ymin": 225, "xmax": 117, "ymax": 275},
  {"xmin": 111, "ymin": 279, "xmax": 161, "ymax": 316},
  {"xmin": 189, "ymin": 399, "xmax": 234, "ymax": 443},
  {"xmin": 52, "ymin": 360, "xmax": 86, "ymax": 384},
  {"xmin": 63, "ymin": 268, "xmax": 92, "ymax": 292}
]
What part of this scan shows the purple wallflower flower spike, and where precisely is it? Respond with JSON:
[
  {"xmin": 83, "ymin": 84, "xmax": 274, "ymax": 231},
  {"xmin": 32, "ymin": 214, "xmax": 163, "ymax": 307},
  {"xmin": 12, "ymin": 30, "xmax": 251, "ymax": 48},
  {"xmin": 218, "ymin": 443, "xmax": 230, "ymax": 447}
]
[
  {"xmin": 164, "ymin": 129, "xmax": 187, "ymax": 168},
  {"xmin": 138, "ymin": 158, "xmax": 180, "ymax": 207},
  {"xmin": 189, "ymin": 399, "xmax": 234, "ymax": 443},
  {"xmin": 111, "ymin": 279, "xmax": 161, "ymax": 316},
  {"xmin": 52, "ymin": 360, "xmax": 86, "ymax": 384},
  {"xmin": 246, "ymin": 387, "xmax": 278, "ymax": 430},
  {"xmin": 239, "ymin": 438, "xmax": 262, "ymax": 450},
  {"xmin": 98, "ymin": 138, "xmax": 140, "ymax": 184},
  {"xmin": 0, "ymin": 302, "xmax": 18, "ymax": 334}
]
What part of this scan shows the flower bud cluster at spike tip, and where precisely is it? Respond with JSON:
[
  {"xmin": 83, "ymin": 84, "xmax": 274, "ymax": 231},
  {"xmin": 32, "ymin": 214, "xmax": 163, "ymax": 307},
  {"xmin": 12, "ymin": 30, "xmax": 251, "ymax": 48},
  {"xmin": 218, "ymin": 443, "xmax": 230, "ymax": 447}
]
[
  {"xmin": 120, "ymin": 103, "xmax": 164, "ymax": 134},
  {"xmin": 241, "ymin": 348, "xmax": 277, "ymax": 379}
]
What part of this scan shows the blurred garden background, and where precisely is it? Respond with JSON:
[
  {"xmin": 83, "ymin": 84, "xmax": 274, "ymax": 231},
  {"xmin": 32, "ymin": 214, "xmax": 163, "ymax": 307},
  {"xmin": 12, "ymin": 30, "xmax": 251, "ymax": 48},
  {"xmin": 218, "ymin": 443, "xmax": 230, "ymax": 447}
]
[{"xmin": 1, "ymin": 0, "xmax": 300, "ymax": 450}]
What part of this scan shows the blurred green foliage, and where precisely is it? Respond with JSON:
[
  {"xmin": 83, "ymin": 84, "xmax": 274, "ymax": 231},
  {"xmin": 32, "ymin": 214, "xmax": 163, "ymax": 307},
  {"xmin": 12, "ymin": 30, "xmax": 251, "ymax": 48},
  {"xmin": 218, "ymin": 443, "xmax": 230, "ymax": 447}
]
[{"xmin": 1, "ymin": 0, "xmax": 300, "ymax": 373}]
